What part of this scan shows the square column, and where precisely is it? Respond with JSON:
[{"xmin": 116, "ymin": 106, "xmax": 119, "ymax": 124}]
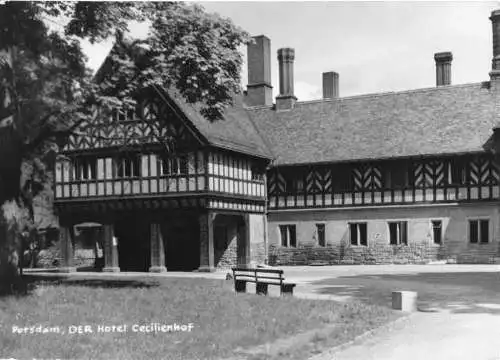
[
  {"xmin": 58, "ymin": 226, "xmax": 76, "ymax": 273},
  {"xmin": 102, "ymin": 224, "xmax": 120, "ymax": 272},
  {"xmin": 198, "ymin": 212, "xmax": 215, "ymax": 272},
  {"xmin": 237, "ymin": 214, "xmax": 252, "ymax": 268},
  {"xmin": 149, "ymin": 223, "xmax": 167, "ymax": 272}
]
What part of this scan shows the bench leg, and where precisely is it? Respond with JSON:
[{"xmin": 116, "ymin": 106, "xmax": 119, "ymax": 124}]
[
  {"xmin": 281, "ymin": 284, "xmax": 295, "ymax": 296},
  {"xmin": 235, "ymin": 280, "xmax": 247, "ymax": 293},
  {"xmin": 256, "ymin": 282, "xmax": 269, "ymax": 296}
]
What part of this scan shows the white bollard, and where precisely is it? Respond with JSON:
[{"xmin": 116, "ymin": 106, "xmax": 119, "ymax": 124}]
[{"xmin": 392, "ymin": 291, "xmax": 418, "ymax": 312}]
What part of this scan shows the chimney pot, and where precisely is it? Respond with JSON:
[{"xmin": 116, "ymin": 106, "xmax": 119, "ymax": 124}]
[
  {"xmin": 276, "ymin": 47, "xmax": 297, "ymax": 111},
  {"xmin": 434, "ymin": 52, "xmax": 452, "ymax": 86},
  {"xmin": 246, "ymin": 35, "xmax": 273, "ymax": 106},
  {"xmin": 322, "ymin": 72, "xmax": 339, "ymax": 99}
]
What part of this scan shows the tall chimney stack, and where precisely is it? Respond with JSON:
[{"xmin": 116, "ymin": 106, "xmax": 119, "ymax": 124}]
[
  {"xmin": 490, "ymin": 10, "xmax": 500, "ymax": 81},
  {"xmin": 246, "ymin": 35, "xmax": 273, "ymax": 107},
  {"xmin": 434, "ymin": 52, "xmax": 452, "ymax": 87},
  {"xmin": 276, "ymin": 48, "xmax": 297, "ymax": 111},
  {"xmin": 322, "ymin": 72, "xmax": 339, "ymax": 99}
]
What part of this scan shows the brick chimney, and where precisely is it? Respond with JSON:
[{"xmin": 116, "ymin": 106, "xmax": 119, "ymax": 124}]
[
  {"xmin": 322, "ymin": 71, "xmax": 339, "ymax": 99},
  {"xmin": 246, "ymin": 35, "xmax": 273, "ymax": 107},
  {"xmin": 434, "ymin": 52, "xmax": 452, "ymax": 87},
  {"xmin": 491, "ymin": 10, "xmax": 500, "ymax": 82},
  {"xmin": 276, "ymin": 48, "xmax": 297, "ymax": 111}
]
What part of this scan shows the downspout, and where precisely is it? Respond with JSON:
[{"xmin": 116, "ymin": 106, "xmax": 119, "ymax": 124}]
[{"xmin": 263, "ymin": 158, "xmax": 276, "ymax": 265}]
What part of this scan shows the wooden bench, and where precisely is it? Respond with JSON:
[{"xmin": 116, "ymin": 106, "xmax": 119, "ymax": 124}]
[{"xmin": 231, "ymin": 267, "xmax": 296, "ymax": 296}]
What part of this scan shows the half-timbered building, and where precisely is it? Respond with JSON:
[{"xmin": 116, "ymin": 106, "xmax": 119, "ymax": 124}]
[{"xmin": 54, "ymin": 10, "xmax": 500, "ymax": 271}]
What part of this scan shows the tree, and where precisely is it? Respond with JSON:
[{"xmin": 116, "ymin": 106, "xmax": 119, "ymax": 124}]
[{"xmin": 0, "ymin": 2, "xmax": 250, "ymax": 293}]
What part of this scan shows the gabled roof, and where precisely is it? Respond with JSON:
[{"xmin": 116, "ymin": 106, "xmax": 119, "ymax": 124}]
[
  {"xmin": 93, "ymin": 41, "xmax": 273, "ymax": 160},
  {"xmin": 165, "ymin": 90, "xmax": 272, "ymax": 159},
  {"xmin": 247, "ymin": 82, "xmax": 497, "ymax": 165}
]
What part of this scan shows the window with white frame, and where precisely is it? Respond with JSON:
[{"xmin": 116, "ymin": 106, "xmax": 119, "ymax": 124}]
[
  {"xmin": 159, "ymin": 155, "xmax": 189, "ymax": 175},
  {"xmin": 114, "ymin": 154, "xmax": 141, "ymax": 178},
  {"xmin": 349, "ymin": 223, "xmax": 367, "ymax": 246},
  {"xmin": 73, "ymin": 157, "xmax": 97, "ymax": 180},
  {"xmin": 279, "ymin": 225, "xmax": 297, "ymax": 247},
  {"xmin": 388, "ymin": 221, "xmax": 408, "ymax": 245},
  {"xmin": 431, "ymin": 220, "xmax": 442, "ymax": 244},
  {"xmin": 115, "ymin": 107, "xmax": 137, "ymax": 122},
  {"xmin": 469, "ymin": 219, "xmax": 489, "ymax": 244}
]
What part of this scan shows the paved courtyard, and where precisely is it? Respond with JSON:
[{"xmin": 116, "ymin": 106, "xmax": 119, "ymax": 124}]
[{"xmin": 282, "ymin": 265, "xmax": 500, "ymax": 360}]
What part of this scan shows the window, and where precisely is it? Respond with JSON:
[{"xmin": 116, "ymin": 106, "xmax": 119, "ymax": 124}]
[
  {"xmin": 251, "ymin": 165, "xmax": 265, "ymax": 181},
  {"xmin": 73, "ymin": 158, "xmax": 97, "ymax": 180},
  {"xmin": 160, "ymin": 155, "xmax": 189, "ymax": 175},
  {"xmin": 384, "ymin": 162, "xmax": 410, "ymax": 189},
  {"xmin": 316, "ymin": 224, "xmax": 326, "ymax": 247},
  {"xmin": 388, "ymin": 221, "xmax": 408, "ymax": 245},
  {"xmin": 448, "ymin": 159, "xmax": 466, "ymax": 185},
  {"xmin": 115, "ymin": 107, "xmax": 137, "ymax": 122},
  {"xmin": 469, "ymin": 219, "xmax": 489, "ymax": 244},
  {"xmin": 114, "ymin": 155, "xmax": 141, "ymax": 178},
  {"xmin": 431, "ymin": 220, "xmax": 442, "ymax": 244},
  {"xmin": 279, "ymin": 225, "xmax": 297, "ymax": 247},
  {"xmin": 284, "ymin": 174, "xmax": 304, "ymax": 194},
  {"xmin": 334, "ymin": 166, "xmax": 353, "ymax": 192},
  {"xmin": 350, "ymin": 223, "xmax": 367, "ymax": 246}
]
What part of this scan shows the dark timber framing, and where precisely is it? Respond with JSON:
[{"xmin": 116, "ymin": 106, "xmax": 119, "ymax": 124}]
[{"xmin": 267, "ymin": 153, "xmax": 500, "ymax": 210}]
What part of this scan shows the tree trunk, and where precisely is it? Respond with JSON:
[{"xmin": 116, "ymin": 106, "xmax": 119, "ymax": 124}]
[{"xmin": 0, "ymin": 219, "xmax": 21, "ymax": 295}]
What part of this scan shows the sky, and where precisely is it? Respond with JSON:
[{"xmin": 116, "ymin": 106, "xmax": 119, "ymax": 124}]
[{"xmin": 81, "ymin": 1, "xmax": 500, "ymax": 101}]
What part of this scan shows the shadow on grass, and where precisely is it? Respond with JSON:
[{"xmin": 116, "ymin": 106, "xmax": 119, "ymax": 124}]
[
  {"xmin": 22, "ymin": 274, "xmax": 159, "ymax": 290},
  {"xmin": 309, "ymin": 271, "xmax": 500, "ymax": 315}
]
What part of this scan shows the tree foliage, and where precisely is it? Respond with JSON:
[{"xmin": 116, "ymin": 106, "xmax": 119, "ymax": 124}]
[{"xmin": 0, "ymin": 1, "xmax": 250, "ymax": 292}]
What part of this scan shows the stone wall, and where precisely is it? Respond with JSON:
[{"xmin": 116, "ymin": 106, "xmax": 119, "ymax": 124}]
[
  {"xmin": 267, "ymin": 203, "xmax": 500, "ymax": 265},
  {"xmin": 214, "ymin": 213, "xmax": 267, "ymax": 270},
  {"xmin": 268, "ymin": 243, "xmax": 442, "ymax": 266},
  {"xmin": 215, "ymin": 219, "xmax": 238, "ymax": 270}
]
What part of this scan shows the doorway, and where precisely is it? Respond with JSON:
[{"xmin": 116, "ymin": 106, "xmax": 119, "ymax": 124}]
[{"xmin": 114, "ymin": 213, "xmax": 151, "ymax": 271}]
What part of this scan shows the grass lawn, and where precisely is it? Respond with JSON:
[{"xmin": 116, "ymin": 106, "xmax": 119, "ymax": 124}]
[{"xmin": 0, "ymin": 276, "xmax": 399, "ymax": 360}]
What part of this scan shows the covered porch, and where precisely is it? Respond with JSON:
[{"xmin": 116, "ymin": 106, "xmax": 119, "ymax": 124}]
[{"xmin": 55, "ymin": 197, "xmax": 266, "ymax": 273}]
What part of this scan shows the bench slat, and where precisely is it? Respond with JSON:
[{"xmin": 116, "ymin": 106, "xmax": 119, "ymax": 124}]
[{"xmin": 232, "ymin": 268, "xmax": 284, "ymax": 274}]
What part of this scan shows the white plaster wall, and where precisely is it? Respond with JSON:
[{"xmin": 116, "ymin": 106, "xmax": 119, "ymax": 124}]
[{"xmin": 267, "ymin": 204, "xmax": 500, "ymax": 261}]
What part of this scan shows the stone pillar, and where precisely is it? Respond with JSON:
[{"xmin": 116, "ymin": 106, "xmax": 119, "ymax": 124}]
[
  {"xmin": 102, "ymin": 224, "xmax": 120, "ymax": 272},
  {"xmin": 58, "ymin": 226, "xmax": 76, "ymax": 273},
  {"xmin": 237, "ymin": 214, "xmax": 252, "ymax": 268},
  {"xmin": 198, "ymin": 212, "xmax": 215, "ymax": 272},
  {"xmin": 149, "ymin": 223, "xmax": 167, "ymax": 272}
]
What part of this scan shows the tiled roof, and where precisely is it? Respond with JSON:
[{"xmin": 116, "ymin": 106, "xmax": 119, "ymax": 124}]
[
  {"xmin": 94, "ymin": 42, "xmax": 273, "ymax": 160},
  {"xmin": 247, "ymin": 83, "xmax": 497, "ymax": 165},
  {"xmin": 166, "ymin": 90, "xmax": 273, "ymax": 159}
]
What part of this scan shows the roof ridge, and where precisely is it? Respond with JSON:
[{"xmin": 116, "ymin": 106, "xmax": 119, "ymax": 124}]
[
  {"xmin": 245, "ymin": 81, "xmax": 487, "ymax": 111},
  {"xmin": 296, "ymin": 81, "xmax": 486, "ymax": 106}
]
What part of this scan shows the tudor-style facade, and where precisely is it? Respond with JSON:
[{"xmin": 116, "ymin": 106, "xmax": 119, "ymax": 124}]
[
  {"xmin": 54, "ymin": 88, "xmax": 270, "ymax": 272},
  {"xmin": 55, "ymin": 9, "xmax": 500, "ymax": 271}
]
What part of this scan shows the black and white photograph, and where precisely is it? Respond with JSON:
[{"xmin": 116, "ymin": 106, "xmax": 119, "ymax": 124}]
[{"xmin": 1, "ymin": 1, "xmax": 500, "ymax": 359}]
